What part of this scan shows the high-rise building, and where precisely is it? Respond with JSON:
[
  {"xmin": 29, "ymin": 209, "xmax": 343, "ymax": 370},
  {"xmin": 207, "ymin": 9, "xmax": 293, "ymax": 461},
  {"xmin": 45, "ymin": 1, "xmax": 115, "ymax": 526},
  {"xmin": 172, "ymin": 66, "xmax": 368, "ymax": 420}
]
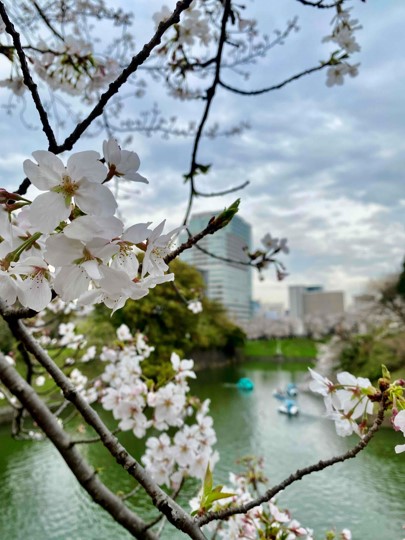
[{"xmin": 181, "ymin": 211, "xmax": 252, "ymax": 324}]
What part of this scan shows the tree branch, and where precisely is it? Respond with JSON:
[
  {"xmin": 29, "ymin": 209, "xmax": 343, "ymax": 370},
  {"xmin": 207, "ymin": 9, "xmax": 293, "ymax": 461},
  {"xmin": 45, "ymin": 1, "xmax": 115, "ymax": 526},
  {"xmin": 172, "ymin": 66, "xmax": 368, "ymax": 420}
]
[
  {"xmin": 0, "ymin": 2, "xmax": 58, "ymax": 150},
  {"xmin": 219, "ymin": 62, "xmax": 331, "ymax": 96},
  {"xmin": 182, "ymin": 0, "xmax": 232, "ymax": 226},
  {"xmin": 196, "ymin": 180, "xmax": 250, "ymax": 198},
  {"xmin": 0, "ymin": 308, "xmax": 206, "ymax": 540},
  {"xmin": 30, "ymin": 0, "xmax": 64, "ymax": 40},
  {"xmin": 56, "ymin": 0, "xmax": 194, "ymax": 154},
  {"xmin": 296, "ymin": 0, "xmax": 343, "ymax": 7},
  {"xmin": 0, "ymin": 352, "xmax": 157, "ymax": 540},
  {"xmin": 197, "ymin": 401, "xmax": 386, "ymax": 526}
]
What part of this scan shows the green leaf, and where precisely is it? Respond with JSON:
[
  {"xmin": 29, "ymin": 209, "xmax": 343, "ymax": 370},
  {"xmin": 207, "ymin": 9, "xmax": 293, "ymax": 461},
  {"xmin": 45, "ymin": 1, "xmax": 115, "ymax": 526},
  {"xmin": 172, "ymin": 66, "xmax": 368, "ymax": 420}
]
[
  {"xmin": 204, "ymin": 491, "xmax": 235, "ymax": 506},
  {"xmin": 381, "ymin": 364, "xmax": 391, "ymax": 381},
  {"xmin": 203, "ymin": 464, "xmax": 213, "ymax": 497}
]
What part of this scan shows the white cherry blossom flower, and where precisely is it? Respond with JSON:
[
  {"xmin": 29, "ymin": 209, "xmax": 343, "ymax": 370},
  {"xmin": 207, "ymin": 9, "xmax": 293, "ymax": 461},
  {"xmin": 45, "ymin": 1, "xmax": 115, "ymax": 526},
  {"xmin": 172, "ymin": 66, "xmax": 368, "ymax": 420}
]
[
  {"xmin": 24, "ymin": 150, "xmax": 116, "ymax": 233},
  {"xmin": 171, "ymin": 352, "xmax": 196, "ymax": 381},
  {"xmin": 188, "ymin": 299, "xmax": 202, "ymax": 314},
  {"xmin": 142, "ymin": 220, "xmax": 183, "ymax": 278},
  {"xmin": 335, "ymin": 372, "xmax": 374, "ymax": 419},
  {"xmin": 12, "ymin": 257, "xmax": 52, "ymax": 311},
  {"xmin": 103, "ymin": 138, "xmax": 148, "ymax": 183},
  {"xmin": 117, "ymin": 324, "xmax": 132, "ymax": 342},
  {"xmin": 326, "ymin": 63, "xmax": 348, "ymax": 87},
  {"xmin": 35, "ymin": 376, "xmax": 46, "ymax": 387}
]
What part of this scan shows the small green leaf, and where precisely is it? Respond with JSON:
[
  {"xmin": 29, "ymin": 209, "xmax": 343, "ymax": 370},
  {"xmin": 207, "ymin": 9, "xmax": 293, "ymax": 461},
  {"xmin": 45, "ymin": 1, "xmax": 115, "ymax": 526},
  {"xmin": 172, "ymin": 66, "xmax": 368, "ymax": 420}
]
[
  {"xmin": 203, "ymin": 464, "xmax": 213, "ymax": 497},
  {"xmin": 382, "ymin": 364, "xmax": 391, "ymax": 381},
  {"xmin": 204, "ymin": 492, "xmax": 235, "ymax": 506}
]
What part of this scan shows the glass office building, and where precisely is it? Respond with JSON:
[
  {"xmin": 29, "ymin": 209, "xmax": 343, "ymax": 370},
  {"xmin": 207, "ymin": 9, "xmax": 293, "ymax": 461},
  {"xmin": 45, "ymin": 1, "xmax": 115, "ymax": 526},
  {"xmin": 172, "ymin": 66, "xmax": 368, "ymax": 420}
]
[{"xmin": 181, "ymin": 212, "xmax": 252, "ymax": 324}]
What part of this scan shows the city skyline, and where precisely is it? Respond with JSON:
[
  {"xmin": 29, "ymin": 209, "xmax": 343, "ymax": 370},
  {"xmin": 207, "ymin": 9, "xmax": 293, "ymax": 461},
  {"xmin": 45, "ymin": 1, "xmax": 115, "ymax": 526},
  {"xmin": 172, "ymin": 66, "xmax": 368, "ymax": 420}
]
[{"xmin": 0, "ymin": 1, "xmax": 404, "ymax": 307}]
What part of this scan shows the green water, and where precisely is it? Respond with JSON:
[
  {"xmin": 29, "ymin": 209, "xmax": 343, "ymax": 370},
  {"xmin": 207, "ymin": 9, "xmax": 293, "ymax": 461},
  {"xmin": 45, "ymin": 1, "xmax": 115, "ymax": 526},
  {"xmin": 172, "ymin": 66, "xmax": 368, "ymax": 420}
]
[{"xmin": 0, "ymin": 363, "xmax": 404, "ymax": 540}]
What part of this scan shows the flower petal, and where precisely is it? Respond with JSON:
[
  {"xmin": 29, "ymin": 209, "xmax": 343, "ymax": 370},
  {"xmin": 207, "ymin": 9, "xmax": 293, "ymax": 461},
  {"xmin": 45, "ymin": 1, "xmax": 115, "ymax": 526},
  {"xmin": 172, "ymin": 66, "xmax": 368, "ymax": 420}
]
[
  {"xmin": 29, "ymin": 191, "xmax": 71, "ymax": 233},
  {"xmin": 75, "ymin": 180, "xmax": 117, "ymax": 216}
]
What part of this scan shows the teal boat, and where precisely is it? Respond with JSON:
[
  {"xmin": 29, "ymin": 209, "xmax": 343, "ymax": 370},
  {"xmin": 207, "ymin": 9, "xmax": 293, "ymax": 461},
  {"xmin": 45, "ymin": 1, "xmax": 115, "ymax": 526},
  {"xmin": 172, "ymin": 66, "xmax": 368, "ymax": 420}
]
[{"xmin": 236, "ymin": 377, "xmax": 254, "ymax": 391}]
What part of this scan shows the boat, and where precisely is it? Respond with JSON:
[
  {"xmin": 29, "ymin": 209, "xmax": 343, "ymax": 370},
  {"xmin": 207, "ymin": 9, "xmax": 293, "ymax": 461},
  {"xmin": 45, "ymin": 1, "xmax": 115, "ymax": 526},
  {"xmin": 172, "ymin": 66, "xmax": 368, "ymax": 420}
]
[
  {"xmin": 286, "ymin": 383, "xmax": 298, "ymax": 397},
  {"xmin": 273, "ymin": 383, "xmax": 298, "ymax": 401},
  {"xmin": 236, "ymin": 377, "xmax": 254, "ymax": 391},
  {"xmin": 278, "ymin": 398, "xmax": 299, "ymax": 416}
]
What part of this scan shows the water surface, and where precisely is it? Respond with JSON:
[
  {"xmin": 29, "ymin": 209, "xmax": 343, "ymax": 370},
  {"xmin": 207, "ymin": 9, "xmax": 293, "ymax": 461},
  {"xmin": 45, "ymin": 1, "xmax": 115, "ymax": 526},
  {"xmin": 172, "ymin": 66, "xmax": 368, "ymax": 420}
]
[{"xmin": 0, "ymin": 362, "xmax": 404, "ymax": 539}]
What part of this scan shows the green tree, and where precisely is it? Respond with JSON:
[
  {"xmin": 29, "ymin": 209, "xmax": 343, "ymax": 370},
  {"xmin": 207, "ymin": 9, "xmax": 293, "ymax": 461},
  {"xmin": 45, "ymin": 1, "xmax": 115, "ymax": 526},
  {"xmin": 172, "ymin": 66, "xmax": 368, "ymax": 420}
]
[{"xmin": 89, "ymin": 259, "xmax": 245, "ymax": 380}]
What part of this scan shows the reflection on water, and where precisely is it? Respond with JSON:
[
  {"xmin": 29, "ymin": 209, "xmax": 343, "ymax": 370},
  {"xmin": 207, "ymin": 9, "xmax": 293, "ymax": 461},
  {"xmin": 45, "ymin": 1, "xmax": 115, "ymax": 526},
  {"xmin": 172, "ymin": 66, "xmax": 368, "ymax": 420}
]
[{"xmin": 0, "ymin": 362, "xmax": 404, "ymax": 539}]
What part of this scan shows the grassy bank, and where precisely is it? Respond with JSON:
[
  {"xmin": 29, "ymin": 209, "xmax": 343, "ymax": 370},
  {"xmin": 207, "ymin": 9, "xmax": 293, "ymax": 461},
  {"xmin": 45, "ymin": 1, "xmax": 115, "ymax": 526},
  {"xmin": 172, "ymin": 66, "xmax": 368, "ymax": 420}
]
[{"xmin": 244, "ymin": 338, "xmax": 317, "ymax": 359}]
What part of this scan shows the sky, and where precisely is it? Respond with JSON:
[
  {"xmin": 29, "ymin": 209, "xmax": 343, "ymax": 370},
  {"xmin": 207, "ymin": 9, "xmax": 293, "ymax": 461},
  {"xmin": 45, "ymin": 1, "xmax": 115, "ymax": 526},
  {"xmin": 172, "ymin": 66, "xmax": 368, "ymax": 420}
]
[{"xmin": 0, "ymin": 0, "xmax": 404, "ymax": 309}]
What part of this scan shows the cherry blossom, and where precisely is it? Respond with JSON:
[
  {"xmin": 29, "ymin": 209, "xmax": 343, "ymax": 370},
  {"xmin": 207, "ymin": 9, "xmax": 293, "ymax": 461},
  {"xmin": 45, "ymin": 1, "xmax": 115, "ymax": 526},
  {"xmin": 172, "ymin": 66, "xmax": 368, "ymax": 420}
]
[
  {"xmin": 141, "ymin": 220, "xmax": 184, "ymax": 278},
  {"xmin": 23, "ymin": 150, "xmax": 116, "ymax": 233},
  {"xmin": 103, "ymin": 138, "xmax": 148, "ymax": 183}
]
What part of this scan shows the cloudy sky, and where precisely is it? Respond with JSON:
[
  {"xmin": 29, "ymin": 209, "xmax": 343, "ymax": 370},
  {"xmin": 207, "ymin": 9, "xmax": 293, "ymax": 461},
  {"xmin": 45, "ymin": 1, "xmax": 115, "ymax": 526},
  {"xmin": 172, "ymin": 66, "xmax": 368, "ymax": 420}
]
[{"xmin": 0, "ymin": 0, "xmax": 404, "ymax": 308}]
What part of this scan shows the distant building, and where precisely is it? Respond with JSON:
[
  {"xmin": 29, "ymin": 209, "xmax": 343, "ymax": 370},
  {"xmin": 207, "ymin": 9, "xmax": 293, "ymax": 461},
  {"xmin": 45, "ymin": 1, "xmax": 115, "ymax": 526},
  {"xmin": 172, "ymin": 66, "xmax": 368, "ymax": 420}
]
[
  {"xmin": 303, "ymin": 290, "xmax": 345, "ymax": 317},
  {"xmin": 289, "ymin": 285, "xmax": 323, "ymax": 320},
  {"xmin": 181, "ymin": 211, "xmax": 252, "ymax": 324},
  {"xmin": 289, "ymin": 285, "xmax": 345, "ymax": 322}
]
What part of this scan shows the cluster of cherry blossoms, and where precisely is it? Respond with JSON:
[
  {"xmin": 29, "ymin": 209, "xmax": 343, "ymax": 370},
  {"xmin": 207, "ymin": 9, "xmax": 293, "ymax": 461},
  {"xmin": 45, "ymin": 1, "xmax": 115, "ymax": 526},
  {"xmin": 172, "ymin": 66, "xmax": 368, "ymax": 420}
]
[
  {"xmin": 0, "ymin": 138, "xmax": 182, "ymax": 313},
  {"xmin": 309, "ymin": 367, "xmax": 405, "ymax": 448},
  {"xmin": 32, "ymin": 35, "xmax": 119, "ymax": 99},
  {"xmin": 153, "ymin": 1, "xmax": 213, "ymax": 47},
  {"xmin": 0, "ymin": 2, "xmax": 133, "ymax": 101},
  {"xmin": 98, "ymin": 324, "xmax": 218, "ymax": 487},
  {"xmin": 323, "ymin": 6, "xmax": 362, "ymax": 87}
]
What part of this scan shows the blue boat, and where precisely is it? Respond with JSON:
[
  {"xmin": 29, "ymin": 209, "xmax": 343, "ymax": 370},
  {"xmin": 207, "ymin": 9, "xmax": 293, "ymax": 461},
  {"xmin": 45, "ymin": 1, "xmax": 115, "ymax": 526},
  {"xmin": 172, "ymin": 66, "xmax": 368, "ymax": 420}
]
[
  {"xmin": 236, "ymin": 377, "xmax": 254, "ymax": 391},
  {"xmin": 278, "ymin": 398, "xmax": 299, "ymax": 416}
]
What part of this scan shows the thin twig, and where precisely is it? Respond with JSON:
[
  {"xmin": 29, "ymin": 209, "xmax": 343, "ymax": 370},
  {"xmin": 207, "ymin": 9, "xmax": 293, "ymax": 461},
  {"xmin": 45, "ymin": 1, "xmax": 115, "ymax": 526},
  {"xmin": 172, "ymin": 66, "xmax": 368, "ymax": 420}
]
[
  {"xmin": 31, "ymin": 0, "xmax": 64, "ymax": 40},
  {"xmin": 219, "ymin": 62, "xmax": 331, "ymax": 96},
  {"xmin": 296, "ymin": 0, "xmax": 343, "ymax": 8},
  {"xmin": 0, "ymin": 2, "xmax": 57, "ymax": 149},
  {"xmin": 196, "ymin": 180, "xmax": 250, "ymax": 198},
  {"xmin": 182, "ymin": 0, "xmax": 232, "ymax": 226}
]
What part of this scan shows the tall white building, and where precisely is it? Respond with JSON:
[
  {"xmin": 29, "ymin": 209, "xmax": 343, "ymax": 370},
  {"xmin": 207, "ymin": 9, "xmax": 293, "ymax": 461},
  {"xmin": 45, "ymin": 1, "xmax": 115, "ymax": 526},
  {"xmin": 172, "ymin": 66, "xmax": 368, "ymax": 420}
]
[{"xmin": 181, "ymin": 212, "xmax": 252, "ymax": 324}]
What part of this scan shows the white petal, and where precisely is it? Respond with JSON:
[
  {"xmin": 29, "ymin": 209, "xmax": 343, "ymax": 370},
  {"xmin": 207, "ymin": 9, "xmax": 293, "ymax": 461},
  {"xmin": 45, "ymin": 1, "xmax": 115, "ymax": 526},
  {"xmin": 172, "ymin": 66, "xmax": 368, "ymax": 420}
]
[
  {"xmin": 0, "ymin": 274, "xmax": 18, "ymax": 306},
  {"xmin": 18, "ymin": 274, "xmax": 52, "ymax": 311},
  {"xmin": 81, "ymin": 260, "xmax": 102, "ymax": 280},
  {"xmin": 123, "ymin": 222, "xmax": 152, "ymax": 243},
  {"xmin": 123, "ymin": 171, "xmax": 148, "ymax": 183},
  {"xmin": 64, "ymin": 215, "xmax": 123, "ymax": 242},
  {"xmin": 54, "ymin": 266, "xmax": 92, "ymax": 301},
  {"xmin": 23, "ymin": 159, "xmax": 61, "ymax": 191},
  {"xmin": 75, "ymin": 180, "xmax": 117, "ymax": 216},
  {"xmin": 67, "ymin": 151, "xmax": 106, "ymax": 183},
  {"xmin": 29, "ymin": 192, "xmax": 71, "ymax": 233},
  {"xmin": 45, "ymin": 234, "xmax": 83, "ymax": 266},
  {"xmin": 103, "ymin": 138, "xmax": 121, "ymax": 165}
]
